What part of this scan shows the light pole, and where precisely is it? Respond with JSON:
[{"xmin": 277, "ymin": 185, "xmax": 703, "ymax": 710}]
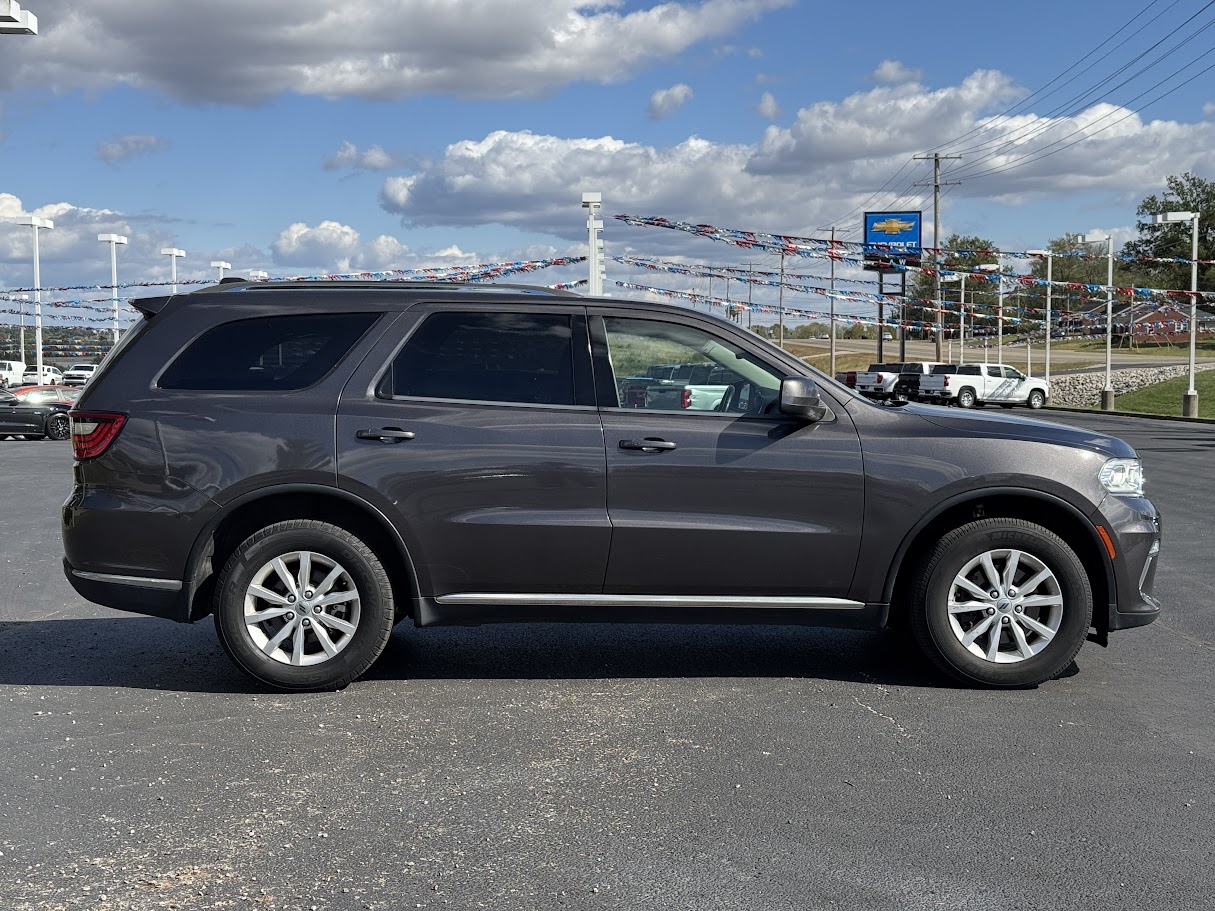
[
  {"xmin": 160, "ymin": 247, "xmax": 185, "ymax": 294},
  {"xmin": 17, "ymin": 216, "xmax": 52, "ymax": 381},
  {"xmin": 211, "ymin": 260, "xmax": 232, "ymax": 282},
  {"xmin": 0, "ymin": 1, "xmax": 38, "ymax": 34},
  {"xmin": 98, "ymin": 233, "xmax": 128, "ymax": 343},
  {"xmin": 939, "ymin": 273, "xmax": 960, "ymax": 363},
  {"xmin": 977, "ymin": 263, "xmax": 1002, "ymax": 364},
  {"xmin": 1085, "ymin": 233, "xmax": 1115, "ymax": 410},
  {"xmin": 581, "ymin": 192, "xmax": 604, "ymax": 296},
  {"xmin": 17, "ymin": 293, "xmax": 29, "ymax": 365},
  {"xmin": 1152, "ymin": 211, "xmax": 1201, "ymax": 418},
  {"xmin": 1025, "ymin": 251, "xmax": 1054, "ymax": 391}
]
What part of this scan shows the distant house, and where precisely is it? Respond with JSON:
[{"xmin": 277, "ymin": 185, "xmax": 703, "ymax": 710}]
[{"xmin": 1057, "ymin": 298, "xmax": 1215, "ymax": 342}]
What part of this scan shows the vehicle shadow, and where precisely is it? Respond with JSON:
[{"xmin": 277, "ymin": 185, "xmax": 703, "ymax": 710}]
[{"xmin": 0, "ymin": 616, "xmax": 954, "ymax": 693}]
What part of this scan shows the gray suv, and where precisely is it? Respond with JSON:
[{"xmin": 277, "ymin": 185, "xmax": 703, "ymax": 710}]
[{"xmin": 62, "ymin": 281, "xmax": 1161, "ymax": 691}]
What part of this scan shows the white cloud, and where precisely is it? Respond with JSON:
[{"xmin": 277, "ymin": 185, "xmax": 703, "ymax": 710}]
[
  {"xmin": 98, "ymin": 134, "xmax": 171, "ymax": 164},
  {"xmin": 1204, "ymin": 101, "xmax": 1215, "ymax": 119},
  {"xmin": 0, "ymin": 0, "xmax": 793, "ymax": 104},
  {"xmin": 871, "ymin": 59, "xmax": 923, "ymax": 85},
  {"xmin": 323, "ymin": 140, "xmax": 402, "ymax": 171},
  {"xmin": 755, "ymin": 91, "xmax": 780, "ymax": 120},
  {"xmin": 377, "ymin": 70, "xmax": 1215, "ymax": 248},
  {"xmin": 649, "ymin": 84, "xmax": 694, "ymax": 119}
]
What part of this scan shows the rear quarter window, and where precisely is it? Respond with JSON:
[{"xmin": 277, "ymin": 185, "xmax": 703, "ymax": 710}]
[{"xmin": 159, "ymin": 313, "xmax": 379, "ymax": 391}]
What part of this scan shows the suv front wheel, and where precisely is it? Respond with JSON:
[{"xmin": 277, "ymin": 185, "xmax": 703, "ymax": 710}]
[
  {"xmin": 213, "ymin": 520, "xmax": 395, "ymax": 691},
  {"xmin": 910, "ymin": 518, "xmax": 1093, "ymax": 687}
]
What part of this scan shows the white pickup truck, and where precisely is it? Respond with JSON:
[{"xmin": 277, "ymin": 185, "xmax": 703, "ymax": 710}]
[
  {"xmin": 918, "ymin": 363, "xmax": 1049, "ymax": 409},
  {"xmin": 853, "ymin": 363, "xmax": 903, "ymax": 400}
]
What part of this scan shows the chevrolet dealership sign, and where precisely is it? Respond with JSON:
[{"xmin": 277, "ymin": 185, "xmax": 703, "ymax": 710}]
[{"xmin": 863, "ymin": 211, "xmax": 922, "ymax": 272}]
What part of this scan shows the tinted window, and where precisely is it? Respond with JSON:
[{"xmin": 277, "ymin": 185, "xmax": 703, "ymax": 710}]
[
  {"xmin": 987, "ymin": 366, "xmax": 1001, "ymax": 378},
  {"xmin": 959, "ymin": 365, "xmax": 982, "ymax": 375},
  {"xmin": 602, "ymin": 317, "xmax": 783, "ymax": 413},
  {"xmin": 381, "ymin": 312, "xmax": 576, "ymax": 406},
  {"xmin": 931, "ymin": 364, "xmax": 958, "ymax": 374},
  {"xmin": 161, "ymin": 313, "xmax": 378, "ymax": 391}
]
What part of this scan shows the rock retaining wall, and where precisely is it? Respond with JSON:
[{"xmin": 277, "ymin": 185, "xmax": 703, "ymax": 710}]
[{"xmin": 1048, "ymin": 364, "xmax": 1215, "ymax": 407}]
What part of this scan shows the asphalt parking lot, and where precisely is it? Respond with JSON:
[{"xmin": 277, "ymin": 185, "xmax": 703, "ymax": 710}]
[{"xmin": 1, "ymin": 412, "xmax": 1212, "ymax": 911}]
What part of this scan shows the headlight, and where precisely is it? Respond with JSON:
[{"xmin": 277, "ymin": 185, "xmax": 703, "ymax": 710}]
[{"xmin": 1100, "ymin": 458, "xmax": 1144, "ymax": 496}]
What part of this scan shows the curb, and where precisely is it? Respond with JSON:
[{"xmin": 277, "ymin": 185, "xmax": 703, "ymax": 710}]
[{"xmin": 1042, "ymin": 404, "xmax": 1215, "ymax": 425}]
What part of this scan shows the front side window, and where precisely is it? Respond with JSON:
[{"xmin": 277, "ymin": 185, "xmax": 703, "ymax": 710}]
[
  {"xmin": 160, "ymin": 313, "xmax": 378, "ymax": 391},
  {"xmin": 380, "ymin": 312, "xmax": 576, "ymax": 406},
  {"xmin": 602, "ymin": 317, "xmax": 783, "ymax": 413}
]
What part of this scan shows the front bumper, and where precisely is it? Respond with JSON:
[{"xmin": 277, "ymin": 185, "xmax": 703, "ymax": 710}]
[{"xmin": 1096, "ymin": 494, "xmax": 1162, "ymax": 631}]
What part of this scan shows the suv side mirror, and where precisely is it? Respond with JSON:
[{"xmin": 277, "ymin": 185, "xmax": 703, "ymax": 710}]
[{"xmin": 779, "ymin": 376, "xmax": 831, "ymax": 422}]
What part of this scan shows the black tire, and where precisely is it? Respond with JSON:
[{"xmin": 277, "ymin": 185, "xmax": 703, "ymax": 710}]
[
  {"xmin": 910, "ymin": 518, "xmax": 1093, "ymax": 687},
  {"xmin": 213, "ymin": 520, "xmax": 395, "ymax": 691},
  {"xmin": 1027, "ymin": 389, "xmax": 1046, "ymax": 409},
  {"xmin": 44, "ymin": 412, "xmax": 71, "ymax": 441},
  {"xmin": 956, "ymin": 387, "xmax": 977, "ymax": 408}
]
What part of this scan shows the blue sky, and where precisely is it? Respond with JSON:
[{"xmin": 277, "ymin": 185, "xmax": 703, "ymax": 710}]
[{"xmin": 2, "ymin": 0, "xmax": 1214, "ymax": 328}]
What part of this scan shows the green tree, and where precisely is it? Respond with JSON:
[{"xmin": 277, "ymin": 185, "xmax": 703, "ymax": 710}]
[
  {"xmin": 1027, "ymin": 232, "xmax": 1124, "ymax": 329},
  {"xmin": 1122, "ymin": 172, "xmax": 1214, "ymax": 294},
  {"xmin": 908, "ymin": 233, "xmax": 999, "ymax": 340}
]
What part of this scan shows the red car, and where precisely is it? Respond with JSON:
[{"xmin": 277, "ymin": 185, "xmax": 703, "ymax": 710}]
[{"xmin": 0, "ymin": 384, "xmax": 81, "ymax": 440}]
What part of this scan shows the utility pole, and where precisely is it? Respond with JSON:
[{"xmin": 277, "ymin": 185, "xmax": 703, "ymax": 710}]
[{"xmin": 915, "ymin": 152, "xmax": 962, "ymax": 361}]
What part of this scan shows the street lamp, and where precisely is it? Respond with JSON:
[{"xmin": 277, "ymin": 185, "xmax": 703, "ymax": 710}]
[
  {"xmin": 210, "ymin": 260, "xmax": 232, "ymax": 281},
  {"xmin": 1152, "ymin": 211, "xmax": 1201, "ymax": 418},
  {"xmin": 939, "ymin": 273, "xmax": 963, "ymax": 364},
  {"xmin": 1025, "ymin": 250, "xmax": 1054, "ymax": 388},
  {"xmin": 1085, "ymin": 233, "xmax": 1115, "ymax": 410},
  {"xmin": 16, "ymin": 215, "xmax": 52, "ymax": 381},
  {"xmin": 0, "ymin": 1, "xmax": 37, "ymax": 34},
  {"xmin": 98, "ymin": 233, "xmax": 128, "ymax": 343},
  {"xmin": 581, "ymin": 192, "xmax": 604, "ymax": 296},
  {"xmin": 160, "ymin": 248, "xmax": 185, "ymax": 294},
  {"xmin": 17, "ymin": 293, "xmax": 29, "ymax": 365},
  {"xmin": 977, "ymin": 263, "xmax": 1003, "ymax": 364}
]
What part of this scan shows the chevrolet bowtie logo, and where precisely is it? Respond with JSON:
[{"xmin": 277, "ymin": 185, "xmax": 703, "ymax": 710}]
[{"xmin": 872, "ymin": 218, "xmax": 915, "ymax": 235}]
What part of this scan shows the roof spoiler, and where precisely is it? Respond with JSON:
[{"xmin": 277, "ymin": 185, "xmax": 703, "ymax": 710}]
[{"xmin": 132, "ymin": 294, "xmax": 173, "ymax": 318}]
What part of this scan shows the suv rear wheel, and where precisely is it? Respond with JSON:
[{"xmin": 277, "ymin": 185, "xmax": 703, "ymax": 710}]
[
  {"xmin": 213, "ymin": 520, "xmax": 395, "ymax": 691},
  {"xmin": 910, "ymin": 518, "xmax": 1092, "ymax": 687}
]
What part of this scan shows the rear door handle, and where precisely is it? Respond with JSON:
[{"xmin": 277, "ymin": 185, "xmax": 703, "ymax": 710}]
[
  {"xmin": 619, "ymin": 438, "xmax": 677, "ymax": 452},
  {"xmin": 356, "ymin": 428, "xmax": 416, "ymax": 443}
]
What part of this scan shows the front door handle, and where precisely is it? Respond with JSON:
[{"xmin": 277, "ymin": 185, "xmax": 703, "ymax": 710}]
[
  {"xmin": 356, "ymin": 428, "xmax": 416, "ymax": 443},
  {"xmin": 619, "ymin": 438, "xmax": 677, "ymax": 452}
]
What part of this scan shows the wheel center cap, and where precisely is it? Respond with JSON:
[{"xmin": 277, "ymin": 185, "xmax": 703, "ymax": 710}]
[{"xmin": 996, "ymin": 599, "xmax": 1012, "ymax": 613}]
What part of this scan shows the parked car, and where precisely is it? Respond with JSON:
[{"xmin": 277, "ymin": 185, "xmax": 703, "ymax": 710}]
[
  {"xmin": 62, "ymin": 363, "xmax": 98, "ymax": 386},
  {"xmin": 21, "ymin": 364, "xmax": 64, "ymax": 386},
  {"xmin": 62, "ymin": 281, "xmax": 1160, "ymax": 692},
  {"xmin": 0, "ymin": 384, "xmax": 79, "ymax": 440},
  {"xmin": 0, "ymin": 359, "xmax": 26, "ymax": 389},
  {"xmin": 920, "ymin": 363, "xmax": 1049, "ymax": 409}
]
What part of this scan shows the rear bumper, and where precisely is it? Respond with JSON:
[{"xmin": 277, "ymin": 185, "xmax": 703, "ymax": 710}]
[{"xmin": 63, "ymin": 559, "xmax": 190, "ymax": 621}]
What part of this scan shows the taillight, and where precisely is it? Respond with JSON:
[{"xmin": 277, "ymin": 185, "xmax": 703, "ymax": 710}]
[
  {"xmin": 943, "ymin": 377, "xmax": 950, "ymax": 387},
  {"xmin": 681, "ymin": 388, "xmax": 692, "ymax": 409},
  {"xmin": 70, "ymin": 411, "xmax": 127, "ymax": 460}
]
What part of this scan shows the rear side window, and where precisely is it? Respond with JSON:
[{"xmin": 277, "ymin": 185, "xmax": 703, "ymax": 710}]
[
  {"xmin": 379, "ymin": 312, "xmax": 576, "ymax": 406},
  {"xmin": 160, "ymin": 313, "xmax": 378, "ymax": 391}
]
